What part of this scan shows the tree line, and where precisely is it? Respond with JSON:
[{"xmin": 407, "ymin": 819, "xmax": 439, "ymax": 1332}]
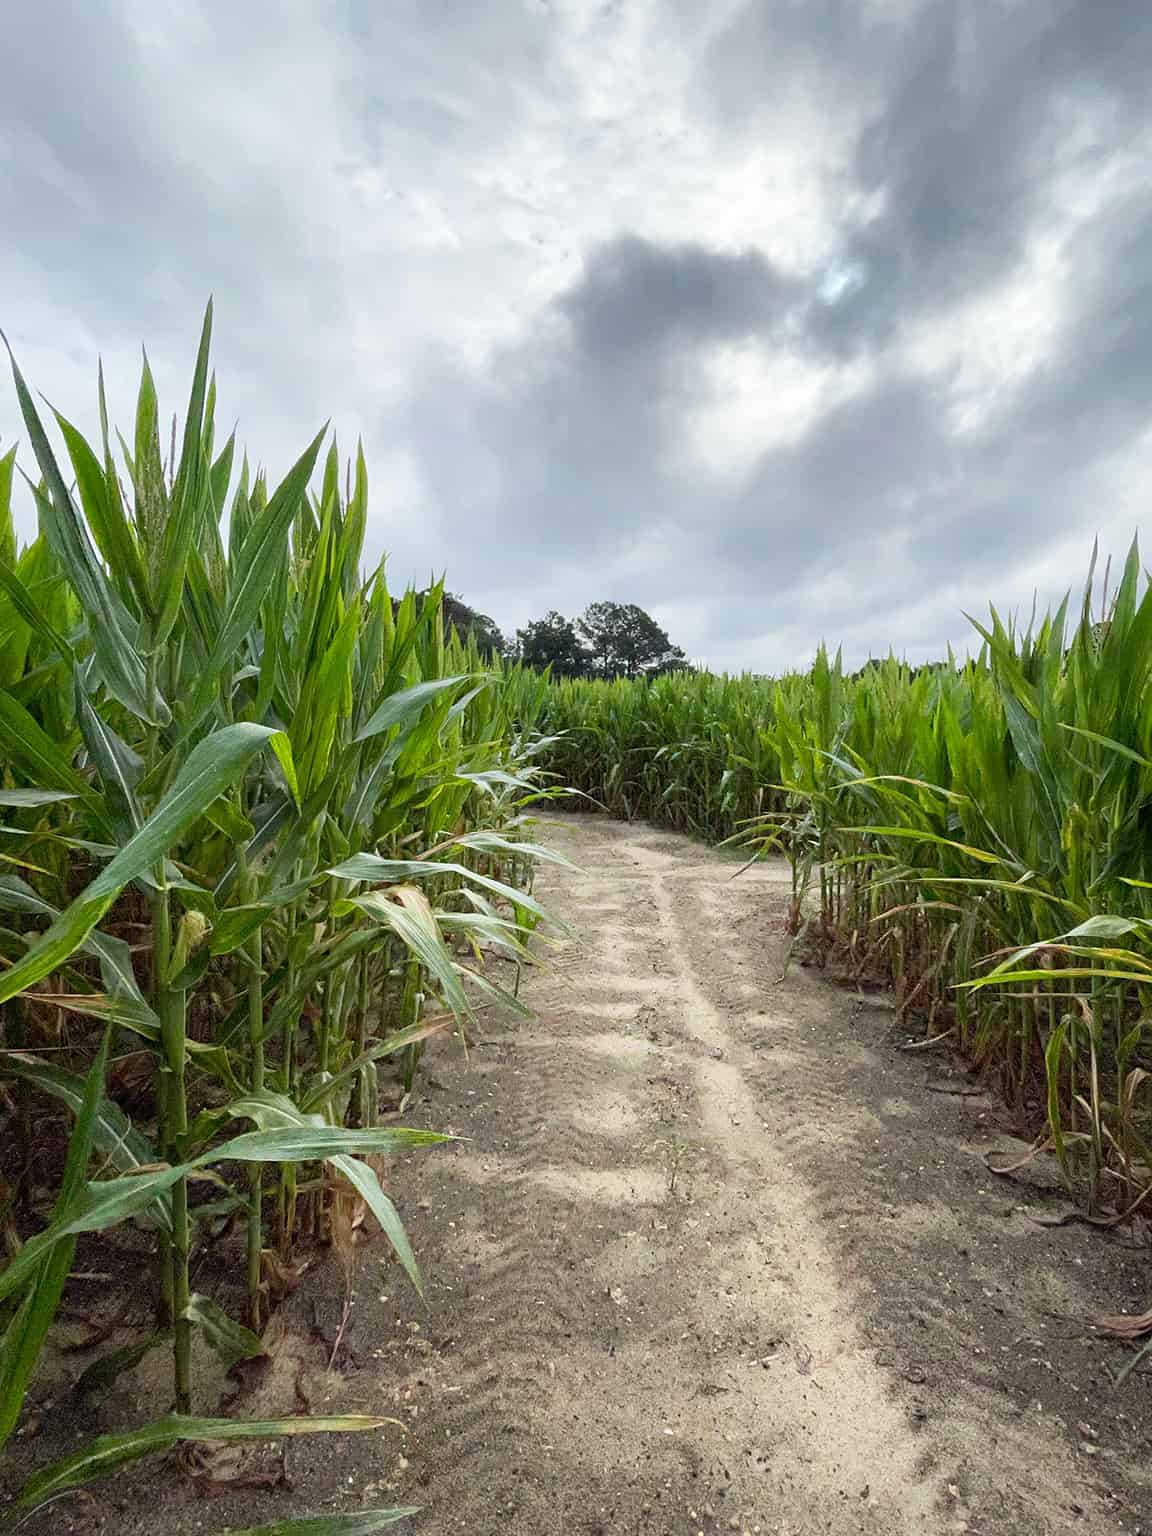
[{"xmin": 441, "ymin": 594, "xmax": 689, "ymax": 679}]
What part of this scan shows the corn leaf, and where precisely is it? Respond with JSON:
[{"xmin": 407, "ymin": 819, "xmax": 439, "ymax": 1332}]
[
  {"xmin": 0, "ymin": 723, "xmax": 280, "ymax": 1005},
  {"xmin": 228, "ymin": 1510, "xmax": 419, "ymax": 1534},
  {"xmin": 0, "ymin": 1032, "xmax": 110, "ymax": 1450},
  {"xmin": 182, "ymin": 1293, "xmax": 265, "ymax": 1368},
  {"xmin": 0, "ymin": 1053, "xmax": 159, "ymax": 1181},
  {"xmin": 18, "ymin": 1414, "xmax": 398, "ymax": 1507},
  {"xmin": 354, "ymin": 675, "xmax": 471, "ymax": 744}
]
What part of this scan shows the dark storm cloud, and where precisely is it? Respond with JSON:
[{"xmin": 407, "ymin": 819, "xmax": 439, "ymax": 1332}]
[
  {"xmin": 1022, "ymin": 190, "xmax": 1152, "ymax": 435},
  {"xmin": 812, "ymin": 0, "xmax": 1152, "ymax": 353},
  {"xmin": 385, "ymin": 235, "xmax": 790, "ymax": 581},
  {"xmin": 700, "ymin": 0, "xmax": 1152, "ymax": 354},
  {"xmin": 561, "ymin": 238, "xmax": 796, "ymax": 361}
]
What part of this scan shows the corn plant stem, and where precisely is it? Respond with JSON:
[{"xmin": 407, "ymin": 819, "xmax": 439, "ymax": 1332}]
[
  {"xmin": 277, "ymin": 901, "xmax": 299, "ymax": 1253},
  {"xmin": 245, "ymin": 894, "xmax": 265, "ymax": 1331},
  {"xmin": 317, "ymin": 879, "xmax": 344, "ymax": 1078},
  {"xmin": 318, "ymin": 976, "xmax": 334, "ymax": 1080},
  {"xmin": 278, "ymin": 903, "xmax": 299, "ymax": 1098},
  {"xmin": 313, "ymin": 899, "xmax": 349, "ymax": 1244},
  {"xmin": 10, "ymin": 997, "xmax": 32, "ymax": 1216},
  {"xmin": 355, "ymin": 947, "xmax": 373, "ymax": 1128},
  {"xmin": 1089, "ymin": 983, "xmax": 1105, "ymax": 1208},
  {"xmin": 401, "ymin": 958, "xmax": 422, "ymax": 1093},
  {"xmin": 152, "ymin": 887, "xmax": 192, "ymax": 1414}
]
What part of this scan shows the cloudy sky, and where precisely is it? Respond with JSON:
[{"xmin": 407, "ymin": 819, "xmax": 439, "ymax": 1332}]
[{"xmin": 2, "ymin": 0, "xmax": 1149, "ymax": 671}]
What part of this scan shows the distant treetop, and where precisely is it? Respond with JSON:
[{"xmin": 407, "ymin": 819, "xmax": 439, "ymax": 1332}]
[{"xmin": 515, "ymin": 601, "xmax": 687, "ymax": 678}]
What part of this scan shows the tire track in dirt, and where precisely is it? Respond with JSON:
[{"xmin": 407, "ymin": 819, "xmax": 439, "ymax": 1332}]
[
  {"xmin": 387, "ymin": 838, "xmax": 695, "ymax": 1529},
  {"xmin": 624, "ymin": 838, "xmax": 952, "ymax": 1533}
]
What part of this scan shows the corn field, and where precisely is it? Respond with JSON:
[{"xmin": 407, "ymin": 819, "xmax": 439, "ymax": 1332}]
[
  {"xmin": 0, "ymin": 308, "xmax": 560, "ymax": 1529},
  {"xmin": 544, "ymin": 557, "xmax": 1152, "ymax": 1217}
]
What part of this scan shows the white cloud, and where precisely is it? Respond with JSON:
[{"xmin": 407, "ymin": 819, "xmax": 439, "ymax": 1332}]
[
  {"xmin": 897, "ymin": 236, "xmax": 1071, "ymax": 436},
  {"xmin": 894, "ymin": 117, "xmax": 1152, "ymax": 439},
  {"xmin": 679, "ymin": 343, "xmax": 875, "ymax": 485}
]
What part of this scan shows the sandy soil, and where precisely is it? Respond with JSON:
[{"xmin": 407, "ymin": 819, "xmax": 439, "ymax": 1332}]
[{"xmin": 8, "ymin": 814, "xmax": 1152, "ymax": 1535}]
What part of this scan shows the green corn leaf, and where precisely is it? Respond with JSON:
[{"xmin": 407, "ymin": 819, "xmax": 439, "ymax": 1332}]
[
  {"xmin": 1061, "ymin": 723, "xmax": 1152, "ymax": 771},
  {"xmin": 0, "ymin": 687, "xmax": 89, "ymax": 794},
  {"xmin": 844, "ymin": 826, "xmax": 1004, "ymax": 865},
  {"xmin": 54, "ymin": 407, "xmax": 149, "ymax": 616},
  {"xmin": 171, "ymin": 301, "xmax": 214, "ymax": 506},
  {"xmin": 224, "ymin": 1511, "xmax": 419, "ymax": 1535},
  {"xmin": 328, "ymin": 1151, "xmax": 424, "ymax": 1297},
  {"xmin": 0, "ymin": 1052, "xmax": 160, "ymax": 1184},
  {"xmin": 131, "ymin": 351, "xmax": 165, "ymax": 563},
  {"xmin": 201, "ymin": 795, "xmax": 256, "ymax": 844},
  {"xmin": 270, "ymin": 731, "xmax": 301, "ymax": 808},
  {"xmin": 903, "ymin": 875, "xmax": 1080, "ymax": 912},
  {"xmin": 350, "ymin": 886, "xmax": 472, "ymax": 1020},
  {"xmin": 208, "ymin": 1090, "xmax": 447, "ymax": 1294},
  {"xmin": 182, "ymin": 1293, "xmax": 266, "ymax": 1368},
  {"xmin": 455, "ymin": 961, "xmax": 533, "ymax": 1019},
  {"xmin": 354, "ymin": 675, "xmax": 471, "ymax": 744},
  {"xmin": 436, "ymin": 909, "xmax": 535, "ymax": 960},
  {"xmin": 842, "ymin": 772, "xmax": 968, "ymax": 803},
  {"xmin": 150, "ymin": 464, "xmax": 203, "ymax": 650},
  {"xmin": 443, "ymin": 682, "xmax": 488, "ymax": 725},
  {"xmin": 207, "ymin": 1125, "xmax": 450, "ymax": 1164},
  {"xmin": 209, "ymin": 430, "xmax": 236, "ymax": 520},
  {"xmin": 296, "ymin": 598, "xmax": 361, "ymax": 795},
  {"xmin": 0, "ymin": 558, "xmax": 75, "ymax": 659},
  {"xmin": 17, "ymin": 1413, "xmax": 399, "ymax": 1508},
  {"xmin": 0, "ymin": 789, "xmax": 78, "ymax": 809},
  {"xmin": 196, "ymin": 427, "xmax": 328, "ymax": 694},
  {"xmin": 9, "ymin": 358, "xmax": 164, "ymax": 719},
  {"xmin": 74, "ymin": 671, "xmax": 144, "ymax": 831},
  {"xmin": 0, "ymin": 445, "xmax": 14, "ymax": 566},
  {"xmin": 446, "ymin": 830, "xmax": 578, "ymax": 868},
  {"xmin": 961, "ymin": 966, "xmax": 1152, "ymax": 990},
  {"xmin": 208, "ymin": 903, "xmax": 276, "ymax": 956},
  {"xmin": 0, "ymin": 723, "xmax": 280, "ymax": 1005},
  {"xmin": 1062, "ymin": 915, "xmax": 1148, "ymax": 941},
  {"xmin": 0, "ymin": 1031, "xmax": 110, "ymax": 1450},
  {"xmin": 300, "ymin": 1017, "xmax": 456, "ymax": 1113},
  {"xmin": 0, "ymin": 1166, "xmax": 189, "ymax": 1305},
  {"xmin": 328, "ymin": 855, "xmax": 551, "ymax": 926},
  {"xmin": 147, "ymin": 305, "xmax": 214, "ymax": 649},
  {"xmin": 0, "ymin": 874, "xmax": 156, "ymax": 1023}
]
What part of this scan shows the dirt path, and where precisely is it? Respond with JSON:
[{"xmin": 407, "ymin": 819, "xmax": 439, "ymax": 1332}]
[
  {"xmin": 350, "ymin": 815, "xmax": 1151, "ymax": 1535},
  {"xmin": 20, "ymin": 814, "xmax": 1152, "ymax": 1535}
]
